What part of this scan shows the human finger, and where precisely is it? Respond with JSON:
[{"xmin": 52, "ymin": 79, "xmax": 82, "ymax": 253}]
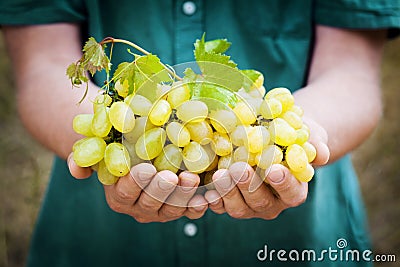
[
  {"xmin": 67, "ymin": 152, "xmax": 93, "ymax": 179},
  {"xmin": 184, "ymin": 194, "xmax": 208, "ymax": 220},
  {"xmin": 204, "ymin": 190, "xmax": 225, "ymax": 214}
]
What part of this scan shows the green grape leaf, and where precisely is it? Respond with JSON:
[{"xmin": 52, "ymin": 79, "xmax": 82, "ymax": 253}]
[
  {"xmin": 82, "ymin": 37, "xmax": 111, "ymax": 75},
  {"xmin": 114, "ymin": 62, "xmax": 136, "ymax": 94},
  {"xmin": 241, "ymin": 69, "xmax": 262, "ymax": 91},
  {"xmin": 204, "ymin": 39, "xmax": 231, "ymax": 54},
  {"xmin": 191, "ymin": 82, "xmax": 238, "ymax": 110},
  {"xmin": 194, "ymin": 34, "xmax": 242, "ymax": 92},
  {"xmin": 133, "ymin": 54, "xmax": 172, "ymax": 91},
  {"xmin": 66, "ymin": 62, "xmax": 88, "ymax": 86}
]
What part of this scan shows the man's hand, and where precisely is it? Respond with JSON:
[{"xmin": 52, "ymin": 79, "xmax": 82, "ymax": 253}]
[
  {"xmin": 68, "ymin": 155, "xmax": 208, "ymax": 223},
  {"xmin": 205, "ymin": 117, "xmax": 330, "ymax": 219}
]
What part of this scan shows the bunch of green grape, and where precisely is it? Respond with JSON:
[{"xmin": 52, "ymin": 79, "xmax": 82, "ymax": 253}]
[{"xmin": 72, "ymin": 75, "xmax": 316, "ymax": 186}]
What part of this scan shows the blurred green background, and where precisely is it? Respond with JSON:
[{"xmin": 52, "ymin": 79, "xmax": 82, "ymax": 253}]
[{"xmin": 0, "ymin": 33, "xmax": 399, "ymax": 267}]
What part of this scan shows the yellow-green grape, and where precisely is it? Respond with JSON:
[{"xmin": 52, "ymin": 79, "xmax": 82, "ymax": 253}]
[
  {"xmin": 153, "ymin": 144, "xmax": 183, "ymax": 173},
  {"xmin": 156, "ymin": 84, "xmax": 171, "ymax": 99},
  {"xmin": 253, "ymin": 72, "xmax": 264, "ymax": 89},
  {"xmin": 247, "ymin": 98, "xmax": 263, "ymax": 115},
  {"xmin": 269, "ymin": 118, "xmax": 297, "ymax": 146},
  {"xmin": 123, "ymin": 116, "xmax": 155, "ymax": 144},
  {"xmin": 185, "ymin": 120, "xmax": 213, "ymax": 145},
  {"xmin": 255, "ymin": 145, "xmax": 283, "ymax": 170},
  {"xmin": 182, "ymin": 141, "xmax": 210, "ymax": 173},
  {"xmin": 280, "ymin": 111, "xmax": 303, "ymax": 130},
  {"xmin": 72, "ymin": 137, "xmax": 106, "ymax": 167},
  {"xmin": 93, "ymin": 94, "xmax": 112, "ymax": 113},
  {"xmin": 302, "ymin": 141, "xmax": 317, "ymax": 163},
  {"xmin": 233, "ymin": 146, "xmax": 257, "ymax": 166},
  {"xmin": 167, "ymin": 82, "xmax": 191, "ymax": 109},
  {"xmin": 123, "ymin": 141, "xmax": 146, "ymax": 166},
  {"xmin": 231, "ymin": 125, "xmax": 250, "ymax": 146},
  {"xmin": 72, "ymin": 138, "xmax": 86, "ymax": 152},
  {"xmin": 290, "ymin": 105, "xmax": 304, "ymax": 117},
  {"xmin": 104, "ymin": 143, "xmax": 131, "ymax": 177},
  {"xmin": 265, "ymin": 87, "xmax": 294, "ymax": 112},
  {"xmin": 244, "ymin": 126, "xmax": 270, "ymax": 154},
  {"xmin": 237, "ymin": 88, "xmax": 252, "ymax": 100},
  {"xmin": 285, "ymin": 144, "xmax": 308, "ymax": 173},
  {"xmin": 204, "ymin": 171, "xmax": 216, "ymax": 190},
  {"xmin": 73, "ymin": 114, "xmax": 94, "ymax": 137},
  {"xmin": 114, "ymin": 79, "xmax": 129, "ymax": 98},
  {"xmin": 260, "ymin": 98, "xmax": 282, "ymax": 119},
  {"xmin": 166, "ymin": 121, "xmax": 191, "ymax": 147},
  {"xmin": 209, "ymin": 109, "xmax": 237, "ymax": 133},
  {"xmin": 124, "ymin": 94, "xmax": 153, "ymax": 117},
  {"xmin": 109, "ymin": 101, "xmax": 136, "ymax": 133},
  {"xmin": 218, "ymin": 154, "xmax": 233, "ymax": 169},
  {"xmin": 176, "ymin": 100, "xmax": 208, "ymax": 123},
  {"xmin": 91, "ymin": 106, "xmax": 112, "ymax": 138},
  {"xmin": 135, "ymin": 128, "xmax": 166, "ymax": 160},
  {"xmin": 295, "ymin": 128, "xmax": 310, "ymax": 145},
  {"xmin": 292, "ymin": 163, "xmax": 314, "ymax": 182},
  {"xmin": 233, "ymin": 101, "xmax": 256, "ymax": 125},
  {"xmin": 202, "ymin": 144, "xmax": 218, "ymax": 171},
  {"xmin": 211, "ymin": 132, "xmax": 233, "ymax": 156},
  {"xmin": 97, "ymin": 160, "xmax": 119, "ymax": 185},
  {"xmin": 149, "ymin": 99, "xmax": 171, "ymax": 126}
]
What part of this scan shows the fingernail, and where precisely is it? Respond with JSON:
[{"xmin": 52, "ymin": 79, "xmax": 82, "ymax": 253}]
[
  {"xmin": 231, "ymin": 169, "xmax": 249, "ymax": 184},
  {"xmin": 158, "ymin": 179, "xmax": 176, "ymax": 191},
  {"xmin": 137, "ymin": 171, "xmax": 154, "ymax": 182},
  {"xmin": 216, "ymin": 176, "xmax": 232, "ymax": 189},
  {"xmin": 268, "ymin": 168, "xmax": 284, "ymax": 183},
  {"xmin": 180, "ymin": 177, "xmax": 197, "ymax": 192},
  {"xmin": 210, "ymin": 198, "xmax": 220, "ymax": 206},
  {"xmin": 194, "ymin": 205, "xmax": 206, "ymax": 212}
]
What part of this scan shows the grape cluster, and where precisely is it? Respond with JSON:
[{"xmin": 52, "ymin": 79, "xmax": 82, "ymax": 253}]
[{"xmin": 72, "ymin": 75, "xmax": 316, "ymax": 186}]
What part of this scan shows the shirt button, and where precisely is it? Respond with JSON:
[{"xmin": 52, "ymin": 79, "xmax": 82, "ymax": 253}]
[
  {"xmin": 183, "ymin": 222, "xmax": 198, "ymax": 237},
  {"xmin": 182, "ymin": 1, "xmax": 196, "ymax": 16}
]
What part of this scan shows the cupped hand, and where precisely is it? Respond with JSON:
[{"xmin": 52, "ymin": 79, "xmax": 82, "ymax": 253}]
[{"xmin": 67, "ymin": 154, "xmax": 208, "ymax": 223}]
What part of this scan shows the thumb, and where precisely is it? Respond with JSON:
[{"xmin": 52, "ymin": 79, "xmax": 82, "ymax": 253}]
[{"xmin": 67, "ymin": 152, "xmax": 93, "ymax": 179}]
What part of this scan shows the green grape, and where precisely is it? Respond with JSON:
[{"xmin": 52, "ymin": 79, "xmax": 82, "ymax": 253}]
[
  {"xmin": 135, "ymin": 128, "xmax": 166, "ymax": 160},
  {"xmin": 269, "ymin": 118, "xmax": 297, "ymax": 146},
  {"xmin": 109, "ymin": 101, "xmax": 136, "ymax": 133},
  {"xmin": 280, "ymin": 110, "xmax": 303, "ymax": 130},
  {"xmin": 73, "ymin": 114, "xmax": 94, "ymax": 137},
  {"xmin": 218, "ymin": 154, "xmax": 233, "ymax": 169},
  {"xmin": 255, "ymin": 145, "xmax": 283, "ymax": 170},
  {"xmin": 156, "ymin": 84, "xmax": 171, "ymax": 99},
  {"xmin": 202, "ymin": 144, "xmax": 218, "ymax": 171},
  {"xmin": 167, "ymin": 82, "xmax": 191, "ymax": 109},
  {"xmin": 230, "ymin": 125, "xmax": 250, "ymax": 146},
  {"xmin": 254, "ymin": 72, "xmax": 264, "ymax": 88},
  {"xmin": 260, "ymin": 98, "xmax": 282, "ymax": 119},
  {"xmin": 91, "ymin": 106, "xmax": 112, "ymax": 138},
  {"xmin": 185, "ymin": 120, "xmax": 213, "ymax": 145},
  {"xmin": 176, "ymin": 100, "xmax": 208, "ymax": 123},
  {"xmin": 292, "ymin": 163, "xmax": 314, "ymax": 182},
  {"xmin": 295, "ymin": 128, "xmax": 309, "ymax": 145},
  {"xmin": 153, "ymin": 144, "xmax": 183, "ymax": 173},
  {"xmin": 93, "ymin": 94, "xmax": 112, "ymax": 113},
  {"xmin": 265, "ymin": 87, "xmax": 294, "ymax": 112},
  {"xmin": 72, "ymin": 137, "xmax": 106, "ymax": 167},
  {"xmin": 285, "ymin": 144, "xmax": 308, "ymax": 173},
  {"xmin": 233, "ymin": 101, "xmax": 256, "ymax": 125},
  {"xmin": 248, "ymin": 87, "xmax": 264, "ymax": 99},
  {"xmin": 233, "ymin": 146, "xmax": 257, "ymax": 166},
  {"xmin": 302, "ymin": 141, "xmax": 317, "ymax": 163},
  {"xmin": 149, "ymin": 99, "xmax": 171, "ymax": 126},
  {"xmin": 104, "ymin": 142, "xmax": 131, "ymax": 177},
  {"xmin": 124, "ymin": 94, "xmax": 153, "ymax": 116},
  {"xmin": 211, "ymin": 132, "xmax": 233, "ymax": 156},
  {"xmin": 97, "ymin": 160, "xmax": 119, "ymax": 185},
  {"xmin": 166, "ymin": 121, "xmax": 191, "ymax": 147},
  {"xmin": 123, "ymin": 141, "xmax": 146, "ymax": 166},
  {"xmin": 290, "ymin": 104, "xmax": 304, "ymax": 117},
  {"xmin": 209, "ymin": 109, "xmax": 237, "ymax": 133},
  {"xmin": 123, "ymin": 116, "xmax": 155, "ymax": 144},
  {"xmin": 245, "ymin": 97, "xmax": 262, "ymax": 115},
  {"xmin": 182, "ymin": 141, "xmax": 210, "ymax": 173},
  {"xmin": 114, "ymin": 79, "xmax": 129, "ymax": 98},
  {"xmin": 244, "ymin": 126, "xmax": 270, "ymax": 154}
]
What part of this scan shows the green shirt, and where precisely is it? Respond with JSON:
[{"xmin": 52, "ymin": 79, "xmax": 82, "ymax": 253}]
[{"xmin": 1, "ymin": 1, "xmax": 399, "ymax": 266}]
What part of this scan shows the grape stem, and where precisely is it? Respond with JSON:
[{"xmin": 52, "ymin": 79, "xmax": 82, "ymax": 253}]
[{"xmin": 100, "ymin": 37, "xmax": 182, "ymax": 81}]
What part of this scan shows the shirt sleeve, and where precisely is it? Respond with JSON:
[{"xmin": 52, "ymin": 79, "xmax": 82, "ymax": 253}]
[
  {"xmin": 315, "ymin": 0, "xmax": 400, "ymax": 38},
  {"xmin": 0, "ymin": 0, "xmax": 86, "ymax": 25}
]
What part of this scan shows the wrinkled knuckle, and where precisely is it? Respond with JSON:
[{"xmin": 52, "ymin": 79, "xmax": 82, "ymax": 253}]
[
  {"xmin": 107, "ymin": 199, "xmax": 124, "ymax": 213},
  {"xmin": 115, "ymin": 187, "xmax": 134, "ymax": 201},
  {"xmin": 228, "ymin": 208, "xmax": 248, "ymax": 219},
  {"xmin": 162, "ymin": 207, "xmax": 183, "ymax": 218},
  {"xmin": 251, "ymin": 198, "xmax": 272, "ymax": 212},
  {"xmin": 139, "ymin": 199, "xmax": 155, "ymax": 211}
]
